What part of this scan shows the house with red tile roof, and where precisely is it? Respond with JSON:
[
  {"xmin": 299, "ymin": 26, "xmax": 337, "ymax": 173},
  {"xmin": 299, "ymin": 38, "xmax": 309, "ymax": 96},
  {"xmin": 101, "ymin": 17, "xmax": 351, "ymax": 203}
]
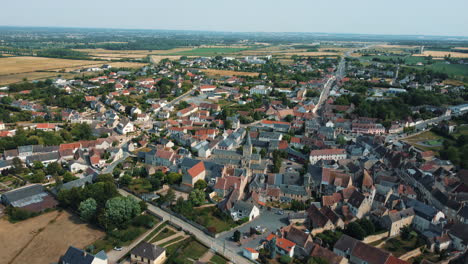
[
  {"xmin": 181, "ymin": 161, "xmax": 206, "ymax": 187},
  {"xmin": 265, "ymin": 234, "xmax": 296, "ymax": 258},
  {"xmin": 199, "ymin": 85, "xmax": 217, "ymax": 93},
  {"xmin": 35, "ymin": 123, "xmax": 57, "ymax": 132},
  {"xmin": 214, "ymin": 175, "xmax": 247, "ymax": 199}
]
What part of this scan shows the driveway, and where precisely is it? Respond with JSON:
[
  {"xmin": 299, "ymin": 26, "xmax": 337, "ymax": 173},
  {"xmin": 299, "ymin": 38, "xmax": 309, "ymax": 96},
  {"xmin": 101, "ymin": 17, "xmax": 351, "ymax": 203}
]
[{"xmin": 216, "ymin": 208, "xmax": 291, "ymax": 251}]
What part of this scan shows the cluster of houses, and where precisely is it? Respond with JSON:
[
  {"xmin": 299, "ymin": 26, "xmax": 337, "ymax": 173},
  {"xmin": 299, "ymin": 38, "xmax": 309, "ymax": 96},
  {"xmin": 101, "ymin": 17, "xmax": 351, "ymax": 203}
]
[{"xmin": 0, "ymin": 137, "xmax": 120, "ymax": 173}]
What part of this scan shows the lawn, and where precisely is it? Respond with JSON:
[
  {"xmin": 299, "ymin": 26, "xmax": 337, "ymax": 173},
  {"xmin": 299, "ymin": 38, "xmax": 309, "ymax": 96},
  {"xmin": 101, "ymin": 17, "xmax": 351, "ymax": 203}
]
[
  {"xmin": 128, "ymin": 178, "xmax": 153, "ymax": 194},
  {"xmin": 91, "ymin": 225, "xmax": 146, "ymax": 253},
  {"xmin": 159, "ymin": 236, "xmax": 184, "ymax": 247},
  {"xmin": 90, "ymin": 215, "xmax": 157, "ymax": 253},
  {"xmin": 150, "ymin": 227, "xmax": 176, "ymax": 243},
  {"xmin": 143, "ymin": 221, "xmax": 166, "ymax": 242},
  {"xmin": 403, "ymin": 131, "xmax": 441, "ymax": 142},
  {"xmin": 381, "ymin": 235, "xmax": 425, "ymax": 257},
  {"xmin": 175, "ymin": 240, "xmax": 208, "ymax": 262},
  {"xmin": 0, "ymin": 210, "xmax": 104, "ymax": 264},
  {"xmin": 189, "ymin": 206, "xmax": 238, "ymax": 233}
]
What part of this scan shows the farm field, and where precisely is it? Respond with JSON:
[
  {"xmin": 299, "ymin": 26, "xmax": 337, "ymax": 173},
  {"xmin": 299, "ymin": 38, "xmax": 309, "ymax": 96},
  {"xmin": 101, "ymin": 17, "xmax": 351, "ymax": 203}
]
[
  {"xmin": 0, "ymin": 210, "xmax": 104, "ymax": 264},
  {"xmin": 0, "ymin": 56, "xmax": 99, "ymax": 75},
  {"xmin": 0, "ymin": 56, "xmax": 146, "ymax": 85},
  {"xmin": 200, "ymin": 69, "xmax": 259, "ymax": 77},
  {"xmin": 414, "ymin": 50, "xmax": 468, "ymax": 58},
  {"xmin": 425, "ymin": 63, "xmax": 468, "ymax": 77},
  {"xmin": 166, "ymin": 47, "xmax": 251, "ymax": 56}
]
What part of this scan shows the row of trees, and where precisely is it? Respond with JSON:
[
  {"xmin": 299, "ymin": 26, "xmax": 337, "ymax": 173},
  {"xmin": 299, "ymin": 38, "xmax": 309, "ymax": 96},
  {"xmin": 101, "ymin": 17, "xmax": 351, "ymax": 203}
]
[
  {"xmin": 0, "ymin": 123, "xmax": 94, "ymax": 151},
  {"xmin": 57, "ymin": 175, "xmax": 144, "ymax": 230}
]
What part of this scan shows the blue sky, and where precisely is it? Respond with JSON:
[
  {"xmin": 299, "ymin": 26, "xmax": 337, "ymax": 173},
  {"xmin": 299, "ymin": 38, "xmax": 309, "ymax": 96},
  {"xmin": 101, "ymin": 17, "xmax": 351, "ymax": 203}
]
[{"xmin": 2, "ymin": 0, "xmax": 467, "ymax": 36}]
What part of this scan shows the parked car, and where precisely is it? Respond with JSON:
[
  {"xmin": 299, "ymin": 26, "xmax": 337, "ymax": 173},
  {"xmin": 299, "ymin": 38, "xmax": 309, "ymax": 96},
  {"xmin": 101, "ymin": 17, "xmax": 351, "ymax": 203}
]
[
  {"xmin": 276, "ymin": 210, "xmax": 284, "ymax": 215},
  {"xmin": 113, "ymin": 246, "xmax": 123, "ymax": 251}
]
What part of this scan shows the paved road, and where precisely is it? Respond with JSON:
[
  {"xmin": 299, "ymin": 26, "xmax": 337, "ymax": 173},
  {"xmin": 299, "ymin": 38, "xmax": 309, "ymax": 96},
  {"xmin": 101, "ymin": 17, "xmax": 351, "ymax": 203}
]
[
  {"xmin": 118, "ymin": 189, "xmax": 251, "ymax": 264},
  {"xmin": 167, "ymin": 86, "xmax": 198, "ymax": 107}
]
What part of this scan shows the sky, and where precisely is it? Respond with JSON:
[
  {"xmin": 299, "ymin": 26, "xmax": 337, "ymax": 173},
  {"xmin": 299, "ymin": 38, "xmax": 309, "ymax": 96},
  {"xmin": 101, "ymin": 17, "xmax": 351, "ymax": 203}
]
[{"xmin": 2, "ymin": 0, "xmax": 468, "ymax": 36}]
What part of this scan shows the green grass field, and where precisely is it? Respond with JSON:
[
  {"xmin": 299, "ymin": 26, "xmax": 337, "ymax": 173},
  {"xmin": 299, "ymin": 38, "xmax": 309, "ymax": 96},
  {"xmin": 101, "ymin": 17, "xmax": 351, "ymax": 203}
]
[
  {"xmin": 167, "ymin": 47, "xmax": 250, "ymax": 56},
  {"xmin": 426, "ymin": 63, "xmax": 468, "ymax": 77},
  {"xmin": 359, "ymin": 55, "xmax": 428, "ymax": 65},
  {"xmin": 150, "ymin": 227, "xmax": 176, "ymax": 243}
]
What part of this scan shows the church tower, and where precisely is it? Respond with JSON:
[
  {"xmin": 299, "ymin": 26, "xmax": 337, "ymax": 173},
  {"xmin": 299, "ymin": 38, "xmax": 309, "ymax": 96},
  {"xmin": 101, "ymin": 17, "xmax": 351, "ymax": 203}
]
[{"xmin": 243, "ymin": 132, "xmax": 252, "ymax": 158}]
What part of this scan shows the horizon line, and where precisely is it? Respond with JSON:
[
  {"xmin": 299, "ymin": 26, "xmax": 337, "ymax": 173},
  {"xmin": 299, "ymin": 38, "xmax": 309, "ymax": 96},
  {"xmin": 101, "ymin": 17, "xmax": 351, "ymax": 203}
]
[{"xmin": 1, "ymin": 25, "xmax": 468, "ymax": 39}]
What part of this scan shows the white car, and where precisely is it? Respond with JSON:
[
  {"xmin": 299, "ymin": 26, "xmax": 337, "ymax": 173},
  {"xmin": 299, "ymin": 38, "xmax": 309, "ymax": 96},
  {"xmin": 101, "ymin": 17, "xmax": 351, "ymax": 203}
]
[{"xmin": 113, "ymin": 246, "xmax": 123, "ymax": 251}]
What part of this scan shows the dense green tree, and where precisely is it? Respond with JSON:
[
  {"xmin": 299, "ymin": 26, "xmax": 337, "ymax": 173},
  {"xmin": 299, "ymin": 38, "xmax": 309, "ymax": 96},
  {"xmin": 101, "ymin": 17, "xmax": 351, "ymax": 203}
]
[
  {"xmin": 62, "ymin": 172, "xmax": 78, "ymax": 183},
  {"xmin": 79, "ymin": 198, "xmax": 97, "ymax": 222},
  {"xmin": 344, "ymin": 222, "xmax": 366, "ymax": 240},
  {"xmin": 233, "ymin": 230, "xmax": 241, "ymax": 242},
  {"xmin": 194, "ymin": 179, "xmax": 207, "ymax": 190},
  {"xmin": 189, "ymin": 189, "xmax": 205, "ymax": 206},
  {"xmin": 166, "ymin": 172, "xmax": 182, "ymax": 185},
  {"xmin": 103, "ymin": 196, "xmax": 141, "ymax": 229},
  {"xmin": 119, "ymin": 175, "xmax": 133, "ymax": 186}
]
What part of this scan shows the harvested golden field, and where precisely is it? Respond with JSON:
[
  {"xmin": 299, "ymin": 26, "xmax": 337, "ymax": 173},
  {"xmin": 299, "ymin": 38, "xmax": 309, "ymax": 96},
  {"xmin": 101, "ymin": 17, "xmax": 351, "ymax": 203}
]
[
  {"xmin": 0, "ymin": 210, "xmax": 104, "ymax": 264},
  {"xmin": 443, "ymin": 79, "xmax": 466, "ymax": 86},
  {"xmin": 414, "ymin": 51, "xmax": 468, "ymax": 58},
  {"xmin": 76, "ymin": 48, "xmax": 196, "ymax": 60},
  {"xmin": 0, "ymin": 72, "xmax": 62, "ymax": 85},
  {"xmin": 200, "ymin": 69, "xmax": 259, "ymax": 77},
  {"xmin": 150, "ymin": 55, "xmax": 186, "ymax": 63},
  {"xmin": 0, "ymin": 57, "xmax": 145, "ymax": 85},
  {"xmin": 0, "ymin": 56, "xmax": 99, "ymax": 76}
]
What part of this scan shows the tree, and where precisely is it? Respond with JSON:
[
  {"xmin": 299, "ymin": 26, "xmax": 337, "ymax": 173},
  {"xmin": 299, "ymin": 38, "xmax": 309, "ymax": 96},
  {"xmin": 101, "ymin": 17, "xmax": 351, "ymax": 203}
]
[
  {"xmin": 260, "ymin": 148, "xmax": 267, "ymax": 158},
  {"xmin": 102, "ymin": 196, "xmax": 141, "ymax": 229},
  {"xmin": 359, "ymin": 218, "xmax": 375, "ymax": 236},
  {"xmin": 165, "ymin": 189, "xmax": 176, "ymax": 204},
  {"xmin": 46, "ymin": 162, "xmax": 61, "ymax": 175},
  {"xmin": 30, "ymin": 170, "xmax": 46, "ymax": 183},
  {"xmin": 233, "ymin": 230, "xmax": 241, "ymax": 242},
  {"xmin": 189, "ymin": 189, "xmax": 205, "ymax": 206},
  {"xmin": 119, "ymin": 175, "xmax": 132, "ymax": 186},
  {"xmin": 401, "ymin": 225, "xmax": 413, "ymax": 240},
  {"xmin": 194, "ymin": 179, "xmax": 207, "ymax": 190},
  {"xmin": 268, "ymin": 236, "xmax": 277, "ymax": 259},
  {"xmin": 63, "ymin": 172, "xmax": 78, "ymax": 183},
  {"xmin": 95, "ymin": 173, "xmax": 114, "ymax": 184},
  {"xmin": 12, "ymin": 157, "xmax": 24, "ymax": 174},
  {"xmin": 79, "ymin": 198, "xmax": 97, "ymax": 222},
  {"xmin": 166, "ymin": 172, "xmax": 182, "ymax": 185},
  {"xmin": 32, "ymin": 161, "xmax": 44, "ymax": 170},
  {"xmin": 344, "ymin": 222, "xmax": 366, "ymax": 240},
  {"xmin": 280, "ymin": 255, "xmax": 292, "ymax": 264}
]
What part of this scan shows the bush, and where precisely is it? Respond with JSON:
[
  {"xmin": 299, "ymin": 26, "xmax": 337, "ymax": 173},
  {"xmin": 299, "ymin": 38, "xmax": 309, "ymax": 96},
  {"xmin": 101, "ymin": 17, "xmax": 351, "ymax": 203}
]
[
  {"xmin": 280, "ymin": 255, "xmax": 292, "ymax": 264},
  {"xmin": 132, "ymin": 215, "xmax": 155, "ymax": 228},
  {"xmin": 7, "ymin": 206, "xmax": 38, "ymax": 222},
  {"xmin": 109, "ymin": 227, "xmax": 143, "ymax": 242}
]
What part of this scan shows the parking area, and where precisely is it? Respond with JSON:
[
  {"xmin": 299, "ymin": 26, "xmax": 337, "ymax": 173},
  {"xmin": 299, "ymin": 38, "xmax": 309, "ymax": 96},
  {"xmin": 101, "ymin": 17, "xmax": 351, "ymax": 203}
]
[{"xmin": 216, "ymin": 208, "xmax": 291, "ymax": 253}]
